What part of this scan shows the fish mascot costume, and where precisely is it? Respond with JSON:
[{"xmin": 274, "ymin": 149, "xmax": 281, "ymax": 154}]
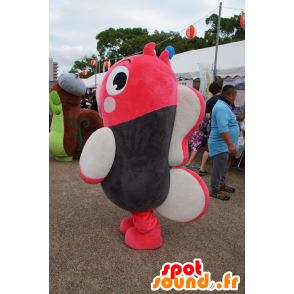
[
  {"xmin": 49, "ymin": 73, "xmax": 103, "ymax": 161},
  {"xmin": 79, "ymin": 43, "xmax": 209, "ymax": 250}
]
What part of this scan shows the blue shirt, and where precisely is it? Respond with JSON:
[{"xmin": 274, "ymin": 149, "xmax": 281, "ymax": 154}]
[{"xmin": 208, "ymin": 99, "xmax": 239, "ymax": 157}]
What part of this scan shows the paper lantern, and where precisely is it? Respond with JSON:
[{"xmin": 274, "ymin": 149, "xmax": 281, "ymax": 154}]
[
  {"xmin": 186, "ymin": 25, "xmax": 197, "ymax": 39},
  {"xmin": 240, "ymin": 14, "xmax": 245, "ymax": 29},
  {"xmin": 91, "ymin": 59, "xmax": 96, "ymax": 66},
  {"xmin": 83, "ymin": 70, "xmax": 87, "ymax": 75},
  {"xmin": 105, "ymin": 60, "xmax": 111, "ymax": 68}
]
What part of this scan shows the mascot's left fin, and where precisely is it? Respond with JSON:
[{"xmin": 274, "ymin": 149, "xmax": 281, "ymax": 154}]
[{"xmin": 79, "ymin": 127, "xmax": 116, "ymax": 184}]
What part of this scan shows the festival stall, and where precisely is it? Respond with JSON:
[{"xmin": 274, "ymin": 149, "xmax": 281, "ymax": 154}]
[
  {"xmin": 171, "ymin": 40, "xmax": 245, "ymax": 120},
  {"xmin": 170, "ymin": 40, "xmax": 245, "ymax": 80}
]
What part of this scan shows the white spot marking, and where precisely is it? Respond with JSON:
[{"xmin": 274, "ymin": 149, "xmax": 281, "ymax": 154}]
[{"xmin": 104, "ymin": 97, "xmax": 116, "ymax": 113}]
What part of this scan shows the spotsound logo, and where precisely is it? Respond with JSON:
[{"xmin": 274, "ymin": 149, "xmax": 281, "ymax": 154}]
[{"xmin": 151, "ymin": 259, "xmax": 240, "ymax": 291}]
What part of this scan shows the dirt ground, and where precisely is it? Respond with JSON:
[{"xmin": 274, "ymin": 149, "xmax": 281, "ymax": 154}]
[{"xmin": 50, "ymin": 147, "xmax": 245, "ymax": 293}]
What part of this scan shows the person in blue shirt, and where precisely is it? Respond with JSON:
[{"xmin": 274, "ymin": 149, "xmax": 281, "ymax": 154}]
[{"xmin": 208, "ymin": 85, "xmax": 239, "ymax": 200}]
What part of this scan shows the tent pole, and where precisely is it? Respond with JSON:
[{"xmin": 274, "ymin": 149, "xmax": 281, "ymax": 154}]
[{"xmin": 213, "ymin": 2, "xmax": 222, "ymax": 82}]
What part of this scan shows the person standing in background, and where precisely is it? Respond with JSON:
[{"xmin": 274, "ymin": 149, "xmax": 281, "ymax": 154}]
[
  {"xmin": 209, "ymin": 85, "xmax": 239, "ymax": 200},
  {"xmin": 90, "ymin": 89, "xmax": 99, "ymax": 113},
  {"xmin": 198, "ymin": 82, "xmax": 236, "ymax": 176},
  {"xmin": 80, "ymin": 93, "xmax": 89, "ymax": 110},
  {"xmin": 198, "ymin": 82, "xmax": 222, "ymax": 176},
  {"xmin": 88, "ymin": 92, "xmax": 93, "ymax": 105},
  {"xmin": 184, "ymin": 116, "xmax": 209, "ymax": 169}
]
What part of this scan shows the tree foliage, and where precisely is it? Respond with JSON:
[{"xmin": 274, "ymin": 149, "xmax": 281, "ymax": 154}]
[
  {"xmin": 68, "ymin": 54, "xmax": 98, "ymax": 78},
  {"xmin": 205, "ymin": 12, "xmax": 245, "ymax": 46},
  {"xmin": 96, "ymin": 27, "xmax": 149, "ymax": 62},
  {"xmin": 68, "ymin": 12, "xmax": 245, "ymax": 76},
  {"xmin": 95, "ymin": 28, "xmax": 209, "ymax": 62}
]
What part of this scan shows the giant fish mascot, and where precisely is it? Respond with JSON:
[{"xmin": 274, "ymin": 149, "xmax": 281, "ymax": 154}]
[
  {"xmin": 79, "ymin": 43, "xmax": 209, "ymax": 250},
  {"xmin": 49, "ymin": 73, "xmax": 103, "ymax": 161}
]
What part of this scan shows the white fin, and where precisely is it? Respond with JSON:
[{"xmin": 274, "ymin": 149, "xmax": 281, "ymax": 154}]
[
  {"xmin": 80, "ymin": 127, "xmax": 115, "ymax": 180},
  {"xmin": 155, "ymin": 168, "xmax": 209, "ymax": 223},
  {"xmin": 168, "ymin": 85, "xmax": 202, "ymax": 167}
]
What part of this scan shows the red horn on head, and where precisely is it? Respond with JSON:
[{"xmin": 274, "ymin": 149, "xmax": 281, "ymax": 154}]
[
  {"xmin": 143, "ymin": 43, "xmax": 156, "ymax": 57},
  {"xmin": 159, "ymin": 50, "xmax": 171, "ymax": 67}
]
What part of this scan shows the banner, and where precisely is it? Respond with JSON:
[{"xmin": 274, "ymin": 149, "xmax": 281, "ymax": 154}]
[
  {"xmin": 178, "ymin": 80, "xmax": 193, "ymax": 87},
  {"xmin": 222, "ymin": 78, "xmax": 245, "ymax": 118},
  {"xmin": 199, "ymin": 64, "xmax": 214, "ymax": 102}
]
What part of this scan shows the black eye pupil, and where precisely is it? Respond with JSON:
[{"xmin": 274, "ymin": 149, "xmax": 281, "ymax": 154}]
[{"xmin": 113, "ymin": 72, "xmax": 127, "ymax": 91}]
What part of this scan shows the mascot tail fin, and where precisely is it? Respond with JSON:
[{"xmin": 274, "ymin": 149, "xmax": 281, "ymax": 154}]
[
  {"xmin": 155, "ymin": 168, "xmax": 209, "ymax": 223},
  {"xmin": 75, "ymin": 110, "xmax": 103, "ymax": 154}
]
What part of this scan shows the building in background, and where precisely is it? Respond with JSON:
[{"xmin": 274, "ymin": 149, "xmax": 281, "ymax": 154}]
[{"xmin": 49, "ymin": 58, "xmax": 58, "ymax": 81}]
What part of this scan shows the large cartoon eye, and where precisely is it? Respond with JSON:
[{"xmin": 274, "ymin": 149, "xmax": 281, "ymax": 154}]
[{"xmin": 106, "ymin": 66, "xmax": 129, "ymax": 95}]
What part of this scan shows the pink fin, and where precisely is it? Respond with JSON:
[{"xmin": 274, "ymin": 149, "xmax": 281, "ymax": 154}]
[
  {"xmin": 143, "ymin": 43, "xmax": 156, "ymax": 57},
  {"xmin": 159, "ymin": 50, "xmax": 171, "ymax": 67}
]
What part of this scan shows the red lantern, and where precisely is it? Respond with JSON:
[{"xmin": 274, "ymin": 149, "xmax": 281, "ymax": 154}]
[
  {"xmin": 83, "ymin": 70, "xmax": 87, "ymax": 75},
  {"xmin": 91, "ymin": 59, "xmax": 96, "ymax": 66},
  {"xmin": 186, "ymin": 25, "xmax": 197, "ymax": 39},
  {"xmin": 240, "ymin": 14, "xmax": 245, "ymax": 29},
  {"xmin": 105, "ymin": 60, "xmax": 111, "ymax": 68}
]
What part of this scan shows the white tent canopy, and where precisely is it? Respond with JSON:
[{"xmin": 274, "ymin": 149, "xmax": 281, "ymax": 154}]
[
  {"xmin": 82, "ymin": 40, "xmax": 245, "ymax": 88},
  {"xmin": 81, "ymin": 72, "xmax": 107, "ymax": 89},
  {"xmin": 170, "ymin": 40, "xmax": 245, "ymax": 79}
]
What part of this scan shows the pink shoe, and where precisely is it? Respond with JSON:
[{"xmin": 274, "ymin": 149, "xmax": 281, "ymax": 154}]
[
  {"xmin": 125, "ymin": 222, "xmax": 163, "ymax": 250},
  {"xmin": 120, "ymin": 217, "xmax": 134, "ymax": 234}
]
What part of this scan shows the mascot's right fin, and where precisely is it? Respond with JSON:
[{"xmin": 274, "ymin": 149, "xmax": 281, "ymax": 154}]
[
  {"xmin": 168, "ymin": 85, "xmax": 205, "ymax": 167},
  {"xmin": 155, "ymin": 168, "xmax": 209, "ymax": 223}
]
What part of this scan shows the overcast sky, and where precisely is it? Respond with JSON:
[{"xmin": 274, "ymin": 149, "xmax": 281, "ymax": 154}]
[{"xmin": 49, "ymin": 0, "xmax": 245, "ymax": 76}]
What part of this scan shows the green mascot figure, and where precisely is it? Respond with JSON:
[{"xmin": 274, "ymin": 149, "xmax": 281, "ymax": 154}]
[{"xmin": 49, "ymin": 73, "xmax": 103, "ymax": 162}]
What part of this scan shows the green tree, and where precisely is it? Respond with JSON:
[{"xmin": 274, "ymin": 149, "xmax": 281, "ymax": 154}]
[
  {"xmin": 95, "ymin": 28, "xmax": 209, "ymax": 62},
  {"xmin": 69, "ymin": 12, "xmax": 245, "ymax": 75},
  {"xmin": 204, "ymin": 12, "xmax": 245, "ymax": 46},
  {"xmin": 68, "ymin": 54, "xmax": 98, "ymax": 78},
  {"xmin": 96, "ymin": 27, "xmax": 149, "ymax": 62}
]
